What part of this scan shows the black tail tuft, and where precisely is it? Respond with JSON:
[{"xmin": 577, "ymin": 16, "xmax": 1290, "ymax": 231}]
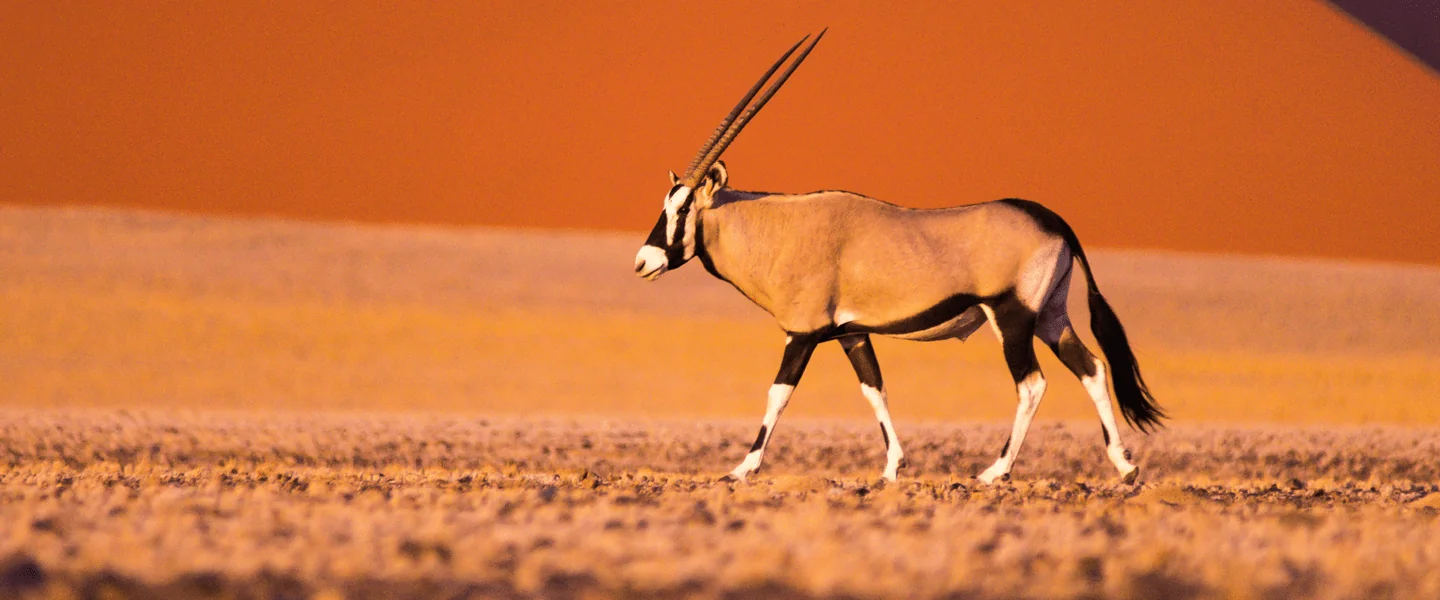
[{"xmin": 1086, "ymin": 287, "xmax": 1166, "ymax": 432}]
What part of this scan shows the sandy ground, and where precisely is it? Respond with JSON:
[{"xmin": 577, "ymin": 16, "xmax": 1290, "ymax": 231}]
[
  {"xmin": 3, "ymin": 205, "xmax": 1440, "ymax": 599},
  {"xmin": 3, "ymin": 412, "xmax": 1440, "ymax": 600}
]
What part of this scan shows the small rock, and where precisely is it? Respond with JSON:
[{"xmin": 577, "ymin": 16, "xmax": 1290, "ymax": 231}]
[
  {"xmin": 1127, "ymin": 484, "xmax": 1208, "ymax": 507},
  {"xmin": 1407, "ymin": 493, "xmax": 1440, "ymax": 510},
  {"xmin": 687, "ymin": 501, "xmax": 717, "ymax": 526},
  {"xmin": 0, "ymin": 554, "xmax": 46, "ymax": 594}
]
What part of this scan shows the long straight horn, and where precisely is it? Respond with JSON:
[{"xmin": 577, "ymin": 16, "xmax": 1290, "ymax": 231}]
[
  {"xmin": 680, "ymin": 35, "xmax": 809, "ymax": 184},
  {"xmin": 680, "ymin": 29, "xmax": 826, "ymax": 188}
]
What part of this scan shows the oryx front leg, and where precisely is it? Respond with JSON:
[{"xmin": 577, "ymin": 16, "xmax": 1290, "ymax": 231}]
[
  {"xmin": 977, "ymin": 304, "xmax": 1047, "ymax": 485},
  {"xmin": 728, "ymin": 332, "xmax": 819, "ymax": 482},
  {"xmin": 839, "ymin": 335, "xmax": 905, "ymax": 482}
]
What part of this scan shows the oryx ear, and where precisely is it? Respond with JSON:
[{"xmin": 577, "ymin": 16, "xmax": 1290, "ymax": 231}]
[
  {"xmin": 695, "ymin": 161, "xmax": 728, "ymax": 209},
  {"xmin": 706, "ymin": 161, "xmax": 728, "ymax": 189},
  {"xmin": 669, "ymin": 170, "xmax": 680, "ymax": 186}
]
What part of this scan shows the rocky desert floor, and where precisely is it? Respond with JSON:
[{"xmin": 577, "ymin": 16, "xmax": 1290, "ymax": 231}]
[
  {"xmin": 4, "ymin": 412, "xmax": 1440, "ymax": 600},
  {"xmin": 2, "ymin": 206, "xmax": 1440, "ymax": 599}
]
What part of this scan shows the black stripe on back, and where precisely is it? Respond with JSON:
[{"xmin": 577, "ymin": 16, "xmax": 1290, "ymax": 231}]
[{"xmin": 711, "ymin": 188, "xmax": 778, "ymax": 207}]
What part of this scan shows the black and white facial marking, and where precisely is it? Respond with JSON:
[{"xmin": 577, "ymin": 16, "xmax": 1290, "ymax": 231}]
[{"xmin": 634, "ymin": 182, "xmax": 700, "ymax": 281}]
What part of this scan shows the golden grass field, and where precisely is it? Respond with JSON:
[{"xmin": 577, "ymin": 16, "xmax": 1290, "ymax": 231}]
[{"xmin": 3, "ymin": 205, "xmax": 1440, "ymax": 599}]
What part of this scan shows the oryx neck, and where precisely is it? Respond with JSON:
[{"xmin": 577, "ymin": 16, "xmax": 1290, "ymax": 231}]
[{"xmin": 694, "ymin": 193, "xmax": 794, "ymax": 312}]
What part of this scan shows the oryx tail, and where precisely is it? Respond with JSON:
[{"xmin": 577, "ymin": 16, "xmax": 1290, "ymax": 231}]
[{"xmin": 1054, "ymin": 214, "xmax": 1165, "ymax": 433}]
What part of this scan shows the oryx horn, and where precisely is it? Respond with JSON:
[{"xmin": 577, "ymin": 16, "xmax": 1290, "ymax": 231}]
[{"xmin": 679, "ymin": 29, "xmax": 827, "ymax": 188}]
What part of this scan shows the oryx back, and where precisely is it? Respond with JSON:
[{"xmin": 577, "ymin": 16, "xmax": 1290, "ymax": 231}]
[{"xmin": 701, "ymin": 192, "xmax": 1069, "ymax": 340}]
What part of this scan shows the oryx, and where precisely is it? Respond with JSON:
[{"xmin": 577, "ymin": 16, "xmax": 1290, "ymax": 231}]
[{"xmin": 634, "ymin": 31, "xmax": 1164, "ymax": 484}]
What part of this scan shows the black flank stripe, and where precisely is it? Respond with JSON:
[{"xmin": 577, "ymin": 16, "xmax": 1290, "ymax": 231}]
[{"xmin": 839, "ymin": 292, "xmax": 985, "ymax": 337}]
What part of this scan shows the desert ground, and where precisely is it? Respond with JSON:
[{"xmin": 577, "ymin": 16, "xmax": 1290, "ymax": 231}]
[{"xmin": 3, "ymin": 205, "xmax": 1440, "ymax": 599}]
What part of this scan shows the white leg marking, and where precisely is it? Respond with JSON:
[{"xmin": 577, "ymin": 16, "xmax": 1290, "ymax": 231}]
[
  {"xmin": 980, "ymin": 305, "xmax": 1003, "ymax": 342},
  {"xmin": 861, "ymin": 384, "xmax": 905, "ymax": 481},
  {"xmin": 978, "ymin": 371, "xmax": 1047, "ymax": 484},
  {"xmin": 730, "ymin": 384, "xmax": 795, "ymax": 481},
  {"xmin": 1082, "ymin": 358, "xmax": 1138, "ymax": 480}
]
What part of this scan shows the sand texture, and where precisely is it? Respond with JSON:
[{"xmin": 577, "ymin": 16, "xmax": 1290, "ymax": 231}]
[{"xmin": 3, "ymin": 412, "xmax": 1440, "ymax": 600}]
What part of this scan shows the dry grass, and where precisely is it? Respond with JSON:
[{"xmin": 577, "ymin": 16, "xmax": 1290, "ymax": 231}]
[{"xmin": 3, "ymin": 411, "xmax": 1440, "ymax": 600}]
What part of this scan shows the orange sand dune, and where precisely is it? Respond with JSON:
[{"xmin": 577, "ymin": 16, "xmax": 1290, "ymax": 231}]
[{"xmin": 2, "ymin": 3, "xmax": 1437, "ymax": 264}]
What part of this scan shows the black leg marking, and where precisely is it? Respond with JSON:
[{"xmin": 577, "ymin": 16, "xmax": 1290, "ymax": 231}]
[
  {"xmin": 1047, "ymin": 327, "xmax": 1099, "ymax": 378},
  {"xmin": 750, "ymin": 426, "xmax": 767, "ymax": 452},
  {"xmin": 840, "ymin": 335, "xmax": 884, "ymax": 390},
  {"xmin": 1001, "ymin": 344, "xmax": 1039, "ymax": 382},
  {"xmin": 879, "ymin": 423, "xmax": 890, "ymax": 450},
  {"xmin": 992, "ymin": 296, "xmax": 1040, "ymax": 383},
  {"xmin": 1101, "ymin": 421, "xmax": 1111, "ymax": 446},
  {"xmin": 998, "ymin": 436, "xmax": 1011, "ymax": 458},
  {"xmin": 774, "ymin": 331, "xmax": 824, "ymax": 386}
]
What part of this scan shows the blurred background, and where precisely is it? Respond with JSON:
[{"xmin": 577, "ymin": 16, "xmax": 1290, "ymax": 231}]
[
  {"xmin": 3, "ymin": 1, "xmax": 1437, "ymax": 264},
  {"xmin": 2, "ymin": 2, "xmax": 1437, "ymax": 425}
]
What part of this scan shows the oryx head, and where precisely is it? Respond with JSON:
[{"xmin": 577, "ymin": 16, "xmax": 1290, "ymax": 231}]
[{"xmin": 635, "ymin": 30, "xmax": 825, "ymax": 281}]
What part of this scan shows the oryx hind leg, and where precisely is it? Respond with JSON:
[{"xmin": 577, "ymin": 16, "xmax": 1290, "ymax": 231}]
[
  {"xmin": 839, "ymin": 334, "xmax": 906, "ymax": 482},
  {"xmin": 1034, "ymin": 265, "xmax": 1139, "ymax": 483},
  {"xmin": 727, "ymin": 331, "xmax": 820, "ymax": 482},
  {"xmin": 977, "ymin": 297, "xmax": 1046, "ymax": 485}
]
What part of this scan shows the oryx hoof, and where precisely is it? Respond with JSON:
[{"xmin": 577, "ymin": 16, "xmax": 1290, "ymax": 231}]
[
  {"xmin": 1121, "ymin": 466, "xmax": 1141, "ymax": 485},
  {"xmin": 722, "ymin": 468, "xmax": 757, "ymax": 484},
  {"xmin": 976, "ymin": 471, "xmax": 1011, "ymax": 486}
]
